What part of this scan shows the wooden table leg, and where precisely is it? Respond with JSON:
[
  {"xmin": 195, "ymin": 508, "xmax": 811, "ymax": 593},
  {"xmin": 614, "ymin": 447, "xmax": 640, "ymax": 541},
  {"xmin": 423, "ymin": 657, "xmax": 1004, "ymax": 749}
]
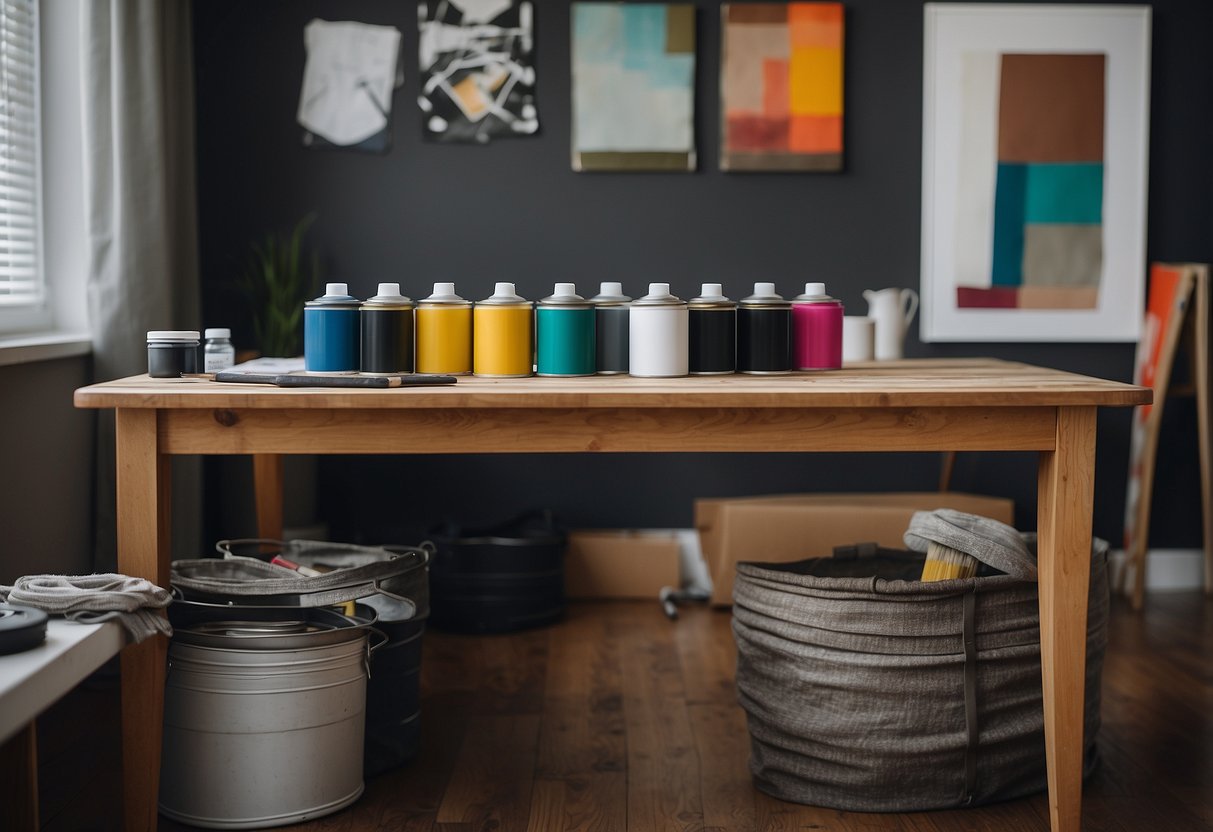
[
  {"xmin": 1037, "ymin": 406, "xmax": 1096, "ymax": 832},
  {"xmin": 116, "ymin": 409, "xmax": 172, "ymax": 832},
  {"xmin": 253, "ymin": 454, "xmax": 285, "ymax": 540},
  {"xmin": 0, "ymin": 722, "xmax": 38, "ymax": 831}
]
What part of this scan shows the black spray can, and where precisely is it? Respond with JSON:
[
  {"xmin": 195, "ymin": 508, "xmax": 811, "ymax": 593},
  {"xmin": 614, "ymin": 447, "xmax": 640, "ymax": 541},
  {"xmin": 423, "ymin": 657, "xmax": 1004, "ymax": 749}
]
[
  {"xmin": 688, "ymin": 283, "xmax": 736, "ymax": 375},
  {"xmin": 737, "ymin": 282, "xmax": 792, "ymax": 374},
  {"xmin": 590, "ymin": 281, "xmax": 631, "ymax": 374},
  {"xmin": 360, "ymin": 282, "xmax": 415, "ymax": 374}
]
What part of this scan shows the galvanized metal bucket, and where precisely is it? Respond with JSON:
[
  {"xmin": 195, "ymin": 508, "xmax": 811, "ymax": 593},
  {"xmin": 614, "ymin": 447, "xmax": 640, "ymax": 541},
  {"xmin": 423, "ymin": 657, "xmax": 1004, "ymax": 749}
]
[{"xmin": 159, "ymin": 603, "xmax": 377, "ymax": 828}]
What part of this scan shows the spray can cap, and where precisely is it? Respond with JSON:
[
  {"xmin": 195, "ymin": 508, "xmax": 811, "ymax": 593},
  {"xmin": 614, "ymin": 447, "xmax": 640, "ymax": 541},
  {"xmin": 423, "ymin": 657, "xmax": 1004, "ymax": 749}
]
[
  {"xmin": 794, "ymin": 282, "xmax": 838, "ymax": 303},
  {"xmin": 689, "ymin": 283, "xmax": 735, "ymax": 308},
  {"xmin": 740, "ymin": 282, "xmax": 789, "ymax": 307},
  {"xmin": 421, "ymin": 282, "xmax": 468, "ymax": 304},
  {"xmin": 307, "ymin": 283, "xmax": 358, "ymax": 306},
  {"xmin": 632, "ymin": 282, "xmax": 685, "ymax": 306},
  {"xmin": 478, "ymin": 282, "xmax": 529, "ymax": 305},
  {"xmin": 362, "ymin": 282, "xmax": 414, "ymax": 307},
  {"xmin": 541, "ymin": 283, "xmax": 589, "ymax": 306},
  {"xmin": 591, "ymin": 282, "xmax": 631, "ymax": 305}
]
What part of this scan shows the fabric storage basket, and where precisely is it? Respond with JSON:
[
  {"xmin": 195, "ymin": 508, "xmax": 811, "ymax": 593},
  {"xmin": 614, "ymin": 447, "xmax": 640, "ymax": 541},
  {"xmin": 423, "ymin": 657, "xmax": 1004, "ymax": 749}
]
[{"xmin": 732, "ymin": 534, "xmax": 1107, "ymax": 812}]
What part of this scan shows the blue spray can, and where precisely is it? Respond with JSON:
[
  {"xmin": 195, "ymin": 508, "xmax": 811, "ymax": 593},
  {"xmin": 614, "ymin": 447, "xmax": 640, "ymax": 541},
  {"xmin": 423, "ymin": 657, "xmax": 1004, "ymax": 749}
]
[{"xmin": 304, "ymin": 282, "xmax": 360, "ymax": 372}]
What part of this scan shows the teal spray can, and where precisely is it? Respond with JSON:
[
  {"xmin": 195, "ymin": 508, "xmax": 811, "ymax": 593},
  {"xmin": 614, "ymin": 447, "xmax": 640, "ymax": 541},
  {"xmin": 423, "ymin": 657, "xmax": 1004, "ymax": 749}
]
[{"xmin": 536, "ymin": 283, "xmax": 595, "ymax": 377}]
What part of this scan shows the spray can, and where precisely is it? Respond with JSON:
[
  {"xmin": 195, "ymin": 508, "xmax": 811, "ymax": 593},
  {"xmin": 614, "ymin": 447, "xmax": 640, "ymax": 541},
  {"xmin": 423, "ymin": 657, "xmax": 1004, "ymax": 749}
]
[
  {"xmin": 474, "ymin": 282, "xmax": 533, "ymax": 377},
  {"xmin": 737, "ymin": 282, "xmax": 792, "ymax": 374},
  {"xmin": 304, "ymin": 283, "xmax": 360, "ymax": 373},
  {"xmin": 360, "ymin": 283, "xmax": 415, "ymax": 374},
  {"xmin": 792, "ymin": 282, "xmax": 844, "ymax": 371},
  {"xmin": 536, "ymin": 283, "xmax": 595, "ymax": 377},
  {"xmin": 629, "ymin": 282, "xmax": 688, "ymax": 378},
  {"xmin": 590, "ymin": 282, "xmax": 631, "ymax": 375},
  {"xmin": 415, "ymin": 282, "xmax": 472, "ymax": 375},
  {"xmin": 688, "ymin": 283, "xmax": 736, "ymax": 375}
]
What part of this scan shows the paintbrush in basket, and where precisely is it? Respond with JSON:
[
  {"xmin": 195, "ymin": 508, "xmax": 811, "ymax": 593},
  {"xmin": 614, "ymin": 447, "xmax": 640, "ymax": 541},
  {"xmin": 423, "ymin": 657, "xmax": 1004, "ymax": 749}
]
[{"xmin": 919, "ymin": 540, "xmax": 980, "ymax": 581}]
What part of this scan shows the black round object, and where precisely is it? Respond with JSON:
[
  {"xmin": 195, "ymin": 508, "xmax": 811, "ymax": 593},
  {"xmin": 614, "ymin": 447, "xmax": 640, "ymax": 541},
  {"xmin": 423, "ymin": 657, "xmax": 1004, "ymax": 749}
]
[{"xmin": 0, "ymin": 603, "xmax": 49, "ymax": 655}]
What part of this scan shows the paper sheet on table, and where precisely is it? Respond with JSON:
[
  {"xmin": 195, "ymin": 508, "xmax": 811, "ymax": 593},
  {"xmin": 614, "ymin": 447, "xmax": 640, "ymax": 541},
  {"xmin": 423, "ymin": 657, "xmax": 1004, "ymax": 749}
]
[{"xmin": 297, "ymin": 19, "xmax": 403, "ymax": 146}]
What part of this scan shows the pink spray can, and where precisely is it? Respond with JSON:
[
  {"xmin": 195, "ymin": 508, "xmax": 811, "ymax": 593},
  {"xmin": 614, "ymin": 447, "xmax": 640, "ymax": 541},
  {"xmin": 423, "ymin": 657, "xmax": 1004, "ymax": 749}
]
[{"xmin": 792, "ymin": 282, "xmax": 843, "ymax": 370}]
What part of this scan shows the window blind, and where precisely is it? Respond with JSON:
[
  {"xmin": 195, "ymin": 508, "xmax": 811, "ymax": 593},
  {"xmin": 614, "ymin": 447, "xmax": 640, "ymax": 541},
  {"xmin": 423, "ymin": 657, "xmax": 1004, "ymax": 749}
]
[{"xmin": 0, "ymin": 0, "xmax": 39, "ymax": 307}]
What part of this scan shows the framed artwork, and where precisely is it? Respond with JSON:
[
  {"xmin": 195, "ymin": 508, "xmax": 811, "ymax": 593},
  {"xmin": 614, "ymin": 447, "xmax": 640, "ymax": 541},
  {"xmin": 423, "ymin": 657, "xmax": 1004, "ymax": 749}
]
[
  {"xmin": 571, "ymin": 3, "xmax": 696, "ymax": 172},
  {"xmin": 418, "ymin": 1, "xmax": 539, "ymax": 143},
  {"xmin": 720, "ymin": 2, "xmax": 844, "ymax": 172},
  {"xmin": 920, "ymin": 4, "xmax": 1151, "ymax": 342}
]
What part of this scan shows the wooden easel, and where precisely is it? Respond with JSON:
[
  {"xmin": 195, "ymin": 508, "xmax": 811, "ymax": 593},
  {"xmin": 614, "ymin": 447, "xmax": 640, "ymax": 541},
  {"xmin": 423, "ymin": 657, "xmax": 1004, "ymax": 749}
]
[{"xmin": 1124, "ymin": 263, "xmax": 1212, "ymax": 610}]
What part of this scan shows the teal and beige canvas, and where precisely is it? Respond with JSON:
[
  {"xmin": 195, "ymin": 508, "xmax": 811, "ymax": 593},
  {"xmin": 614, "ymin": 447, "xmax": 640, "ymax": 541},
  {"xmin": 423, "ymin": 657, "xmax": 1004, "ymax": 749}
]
[
  {"xmin": 571, "ymin": 3, "xmax": 696, "ymax": 172},
  {"xmin": 953, "ymin": 53, "xmax": 1106, "ymax": 310}
]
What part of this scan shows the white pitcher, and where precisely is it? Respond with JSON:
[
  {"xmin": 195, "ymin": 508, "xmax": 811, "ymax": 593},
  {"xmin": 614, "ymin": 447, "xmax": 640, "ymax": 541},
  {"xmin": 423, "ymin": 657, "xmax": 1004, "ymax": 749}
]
[{"xmin": 863, "ymin": 287, "xmax": 919, "ymax": 361}]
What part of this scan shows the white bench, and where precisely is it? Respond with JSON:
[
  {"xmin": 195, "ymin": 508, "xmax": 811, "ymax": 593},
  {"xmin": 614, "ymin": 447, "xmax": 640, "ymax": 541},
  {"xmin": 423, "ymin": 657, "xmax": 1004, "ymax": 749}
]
[{"xmin": 0, "ymin": 618, "xmax": 125, "ymax": 830}]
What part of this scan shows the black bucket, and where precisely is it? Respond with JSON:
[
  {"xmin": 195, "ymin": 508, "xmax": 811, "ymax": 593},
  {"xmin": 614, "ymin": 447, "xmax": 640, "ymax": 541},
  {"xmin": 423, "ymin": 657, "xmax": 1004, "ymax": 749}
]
[
  {"xmin": 356, "ymin": 592, "xmax": 424, "ymax": 776},
  {"xmin": 426, "ymin": 511, "xmax": 566, "ymax": 634}
]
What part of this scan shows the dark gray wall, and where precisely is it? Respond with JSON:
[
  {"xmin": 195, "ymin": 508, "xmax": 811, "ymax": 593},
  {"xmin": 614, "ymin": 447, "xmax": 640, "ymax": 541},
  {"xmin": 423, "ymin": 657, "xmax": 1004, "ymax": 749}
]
[
  {"xmin": 0, "ymin": 357, "xmax": 95, "ymax": 582},
  {"xmin": 193, "ymin": 0, "xmax": 1210, "ymax": 548}
]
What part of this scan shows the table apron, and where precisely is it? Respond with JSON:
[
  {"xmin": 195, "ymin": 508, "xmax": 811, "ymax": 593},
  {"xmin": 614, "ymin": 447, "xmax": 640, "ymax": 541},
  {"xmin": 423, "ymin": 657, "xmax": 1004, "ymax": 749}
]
[{"xmin": 153, "ymin": 405, "xmax": 1058, "ymax": 454}]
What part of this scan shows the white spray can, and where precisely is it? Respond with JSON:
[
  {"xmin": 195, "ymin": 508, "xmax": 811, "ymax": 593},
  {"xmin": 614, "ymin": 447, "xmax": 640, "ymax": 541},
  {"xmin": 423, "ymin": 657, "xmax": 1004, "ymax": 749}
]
[{"xmin": 629, "ymin": 282, "xmax": 689, "ymax": 378}]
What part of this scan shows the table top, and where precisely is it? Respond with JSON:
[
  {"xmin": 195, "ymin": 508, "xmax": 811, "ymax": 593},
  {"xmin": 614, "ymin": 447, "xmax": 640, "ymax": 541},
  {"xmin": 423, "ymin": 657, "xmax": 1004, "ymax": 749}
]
[{"xmin": 74, "ymin": 358, "xmax": 1150, "ymax": 410}]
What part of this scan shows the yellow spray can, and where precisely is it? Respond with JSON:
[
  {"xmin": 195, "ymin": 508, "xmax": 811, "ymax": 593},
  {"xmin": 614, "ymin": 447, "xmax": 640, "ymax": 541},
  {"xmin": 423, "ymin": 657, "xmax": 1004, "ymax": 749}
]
[
  {"xmin": 474, "ymin": 283, "xmax": 533, "ymax": 377},
  {"xmin": 415, "ymin": 282, "xmax": 472, "ymax": 375}
]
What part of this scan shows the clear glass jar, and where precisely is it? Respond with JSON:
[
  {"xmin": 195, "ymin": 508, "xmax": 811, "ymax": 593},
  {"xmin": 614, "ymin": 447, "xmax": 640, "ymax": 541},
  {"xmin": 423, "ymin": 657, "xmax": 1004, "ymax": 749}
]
[{"xmin": 203, "ymin": 327, "xmax": 235, "ymax": 372}]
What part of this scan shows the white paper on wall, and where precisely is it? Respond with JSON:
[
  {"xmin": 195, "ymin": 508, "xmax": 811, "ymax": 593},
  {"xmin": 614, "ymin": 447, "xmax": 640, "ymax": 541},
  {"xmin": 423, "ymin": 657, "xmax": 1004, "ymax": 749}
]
[{"xmin": 297, "ymin": 19, "xmax": 403, "ymax": 151}]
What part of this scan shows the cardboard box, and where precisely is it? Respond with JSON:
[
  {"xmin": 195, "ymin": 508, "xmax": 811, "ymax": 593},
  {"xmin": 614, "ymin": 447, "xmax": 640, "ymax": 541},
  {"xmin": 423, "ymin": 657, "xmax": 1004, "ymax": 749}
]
[
  {"xmin": 566, "ymin": 530, "xmax": 682, "ymax": 599},
  {"xmin": 696, "ymin": 492, "xmax": 1015, "ymax": 606}
]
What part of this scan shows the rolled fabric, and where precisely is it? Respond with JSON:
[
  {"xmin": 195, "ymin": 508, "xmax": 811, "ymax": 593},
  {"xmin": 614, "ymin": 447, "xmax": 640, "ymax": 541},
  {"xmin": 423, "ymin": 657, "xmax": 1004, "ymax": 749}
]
[{"xmin": 904, "ymin": 509, "xmax": 1036, "ymax": 580}]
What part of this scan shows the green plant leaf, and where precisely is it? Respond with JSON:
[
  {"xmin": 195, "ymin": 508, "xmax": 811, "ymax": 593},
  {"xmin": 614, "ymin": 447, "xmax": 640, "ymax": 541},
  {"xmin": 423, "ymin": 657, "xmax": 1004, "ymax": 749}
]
[{"xmin": 244, "ymin": 212, "xmax": 323, "ymax": 357}]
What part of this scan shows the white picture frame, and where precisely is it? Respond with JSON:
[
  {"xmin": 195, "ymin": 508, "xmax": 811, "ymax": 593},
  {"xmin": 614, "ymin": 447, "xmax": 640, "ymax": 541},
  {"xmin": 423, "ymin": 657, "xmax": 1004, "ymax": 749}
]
[{"xmin": 920, "ymin": 4, "xmax": 1151, "ymax": 342}]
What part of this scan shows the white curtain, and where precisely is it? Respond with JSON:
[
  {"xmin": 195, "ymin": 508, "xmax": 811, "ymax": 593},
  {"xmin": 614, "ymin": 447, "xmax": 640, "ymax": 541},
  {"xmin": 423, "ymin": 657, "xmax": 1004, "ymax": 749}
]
[{"xmin": 82, "ymin": 0, "xmax": 202, "ymax": 569}]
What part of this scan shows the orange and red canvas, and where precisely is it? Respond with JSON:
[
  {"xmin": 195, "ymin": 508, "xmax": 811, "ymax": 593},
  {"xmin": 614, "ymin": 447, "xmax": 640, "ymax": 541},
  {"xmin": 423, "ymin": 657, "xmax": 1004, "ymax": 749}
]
[{"xmin": 720, "ymin": 2, "xmax": 843, "ymax": 172}]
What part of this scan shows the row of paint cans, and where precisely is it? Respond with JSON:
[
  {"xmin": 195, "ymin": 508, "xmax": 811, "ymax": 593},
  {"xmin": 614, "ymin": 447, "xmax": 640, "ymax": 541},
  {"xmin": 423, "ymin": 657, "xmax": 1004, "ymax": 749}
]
[{"xmin": 302, "ymin": 280, "xmax": 842, "ymax": 377}]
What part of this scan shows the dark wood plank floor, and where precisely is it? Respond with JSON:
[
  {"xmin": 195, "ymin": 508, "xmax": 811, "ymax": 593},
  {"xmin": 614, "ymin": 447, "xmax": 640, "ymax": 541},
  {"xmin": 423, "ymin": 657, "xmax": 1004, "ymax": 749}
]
[{"xmin": 43, "ymin": 593, "xmax": 1213, "ymax": 831}]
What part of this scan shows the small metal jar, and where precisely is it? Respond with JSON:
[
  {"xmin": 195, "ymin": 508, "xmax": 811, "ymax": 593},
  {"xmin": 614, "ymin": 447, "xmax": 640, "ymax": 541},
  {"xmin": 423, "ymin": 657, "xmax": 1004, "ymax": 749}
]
[
  {"xmin": 590, "ymin": 281, "xmax": 631, "ymax": 375},
  {"xmin": 304, "ymin": 283, "xmax": 360, "ymax": 373},
  {"xmin": 415, "ymin": 282, "xmax": 472, "ymax": 375},
  {"xmin": 737, "ymin": 282, "xmax": 792, "ymax": 374},
  {"xmin": 688, "ymin": 283, "xmax": 736, "ymax": 375},
  {"xmin": 792, "ymin": 282, "xmax": 844, "ymax": 371},
  {"xmin": 535, "ymin": 283, "xmax": 595, "ymax": 377},
  {"xmin": 360, "ymin": 283, "xmax": 415, "ymax": 374},
  {"xmin": 629, "ymin": 282, "xmax": 688, "ymax": 378},
  {"xmin": 474, "ymin": 282, "xmax": 533, "ymax": 377},
  {"xmin": 147, "ymin": 330, "xmax": 200, "ymax": 378}
]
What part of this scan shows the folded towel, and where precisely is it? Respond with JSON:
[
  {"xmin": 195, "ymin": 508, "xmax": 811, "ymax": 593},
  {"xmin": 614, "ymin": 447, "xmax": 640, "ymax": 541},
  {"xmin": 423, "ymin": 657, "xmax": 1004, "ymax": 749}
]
[
  {"xmin": 0, "ymin": 574, "xmax": 172, "ymax": 643},
  {"xmin": 904, "ymin": 509, "xmax": 1036, "ymax": 580}
]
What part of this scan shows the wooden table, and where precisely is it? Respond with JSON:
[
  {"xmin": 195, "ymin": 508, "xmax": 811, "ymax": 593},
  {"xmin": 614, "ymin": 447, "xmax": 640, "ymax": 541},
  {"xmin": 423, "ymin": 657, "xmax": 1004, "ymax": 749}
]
[{"xmin": 74, "ymin": 358, "xmax": 1149, "ymax": 832}]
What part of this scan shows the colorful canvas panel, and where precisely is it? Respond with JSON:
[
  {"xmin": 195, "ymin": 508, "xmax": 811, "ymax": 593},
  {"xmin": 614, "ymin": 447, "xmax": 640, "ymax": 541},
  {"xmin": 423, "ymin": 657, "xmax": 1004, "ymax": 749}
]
[
  {"xmin": 418, "ymin": 1, "xmax": 538, "ymax": 143},
  {"xmin": 921, "ymin": 4, "xmax": 1150, "ymax": 343},
  {"xmin": 719, "ymin": 2, "xmax": 844, "ymax": 172},
  {"xmin": 571, "ymin": 3, "xmax": 696, "ymax": 172},
  {"xmin": 956, "ymin": 52, "xmax": 1106, "ymax": 310}
]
